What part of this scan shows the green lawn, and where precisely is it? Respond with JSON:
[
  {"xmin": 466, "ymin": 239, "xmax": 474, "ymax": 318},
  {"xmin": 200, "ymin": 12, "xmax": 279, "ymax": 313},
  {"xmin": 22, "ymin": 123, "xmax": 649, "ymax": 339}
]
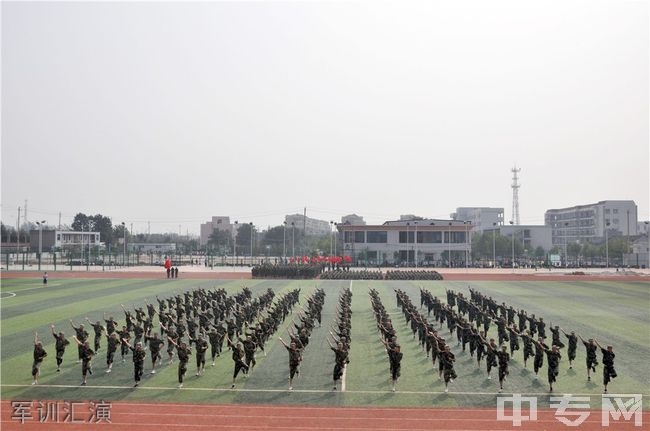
[{"xmin": 1, "ymin": 277, "xmax": 648, "ymax": 408}]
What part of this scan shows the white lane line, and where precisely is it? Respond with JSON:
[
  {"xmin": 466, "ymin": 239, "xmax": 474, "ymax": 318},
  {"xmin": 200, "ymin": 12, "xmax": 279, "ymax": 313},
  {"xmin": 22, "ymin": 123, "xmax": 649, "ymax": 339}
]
[
  {"xmin": 2, "ymin": 383, "xmax": 634, "ymax": 397},
  {"xmin": 1, "ymin": 292, "xmax": 17, "ymax": 299}
]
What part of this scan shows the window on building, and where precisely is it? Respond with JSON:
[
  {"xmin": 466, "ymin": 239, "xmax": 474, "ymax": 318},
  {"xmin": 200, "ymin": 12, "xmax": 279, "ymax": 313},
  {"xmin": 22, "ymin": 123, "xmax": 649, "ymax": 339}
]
[
  {"xmin": 56, "ymin": 234, "xmax": 61, "ymax": 241},
  {"xmin": 344, "ymin": 231, "xmax": 353, "ymax": 243},
  {"xmin": 366, "ymin": 231, "xmax": 387, "ymax": 243},
  {"xmin": 444, "ymin": 231, "xmax": 467, "ymax": 243},
  {"xmin": 418, "ymin": 231, "xmax": 442, "ymax": 243},
  {"xmin": 354, "ymin": 231, "xmax": 365, "ymax": 243},
  {"xmin": 613, "ymin": 209, "xmax": 618, "ymax": 214},
  {"xmin": 399, "ymin": 231, "xmax": 415, "ymax": 243}
]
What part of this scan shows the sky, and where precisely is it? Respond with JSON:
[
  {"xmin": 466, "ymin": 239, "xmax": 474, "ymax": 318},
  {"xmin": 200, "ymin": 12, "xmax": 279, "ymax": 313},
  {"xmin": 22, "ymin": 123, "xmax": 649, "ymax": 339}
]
[{"xmin": 1, "ymin": 1, "xmax": 648, "ymax": 235}]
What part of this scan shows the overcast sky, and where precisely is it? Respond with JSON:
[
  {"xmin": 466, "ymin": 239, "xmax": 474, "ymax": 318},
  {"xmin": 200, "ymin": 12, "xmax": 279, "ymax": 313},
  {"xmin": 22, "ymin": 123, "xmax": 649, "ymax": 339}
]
[{"xmin": 2, "ymin": 1, "xmax": 648, "ymax": 235}]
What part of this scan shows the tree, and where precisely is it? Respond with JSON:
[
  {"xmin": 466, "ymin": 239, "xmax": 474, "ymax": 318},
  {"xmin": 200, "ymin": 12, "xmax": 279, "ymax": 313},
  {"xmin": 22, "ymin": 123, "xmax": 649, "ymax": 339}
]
[
  {"xmin": 208, "ymin": 229, "xmax": 232, "ymax": 254},
  {"xmin": 534, "ymin": 246, "xmax": 545, "ymax": 259},
  {"xmin": 71, "ymin": 213, "xmax": 90, "ymax": 231},
  {"xmin": 90, "ymin": 215, "xmax": 113, "ymax": 246},
  {"xmin": 235, "ymin": 223, "xmax": 253, "ymax": 256}
]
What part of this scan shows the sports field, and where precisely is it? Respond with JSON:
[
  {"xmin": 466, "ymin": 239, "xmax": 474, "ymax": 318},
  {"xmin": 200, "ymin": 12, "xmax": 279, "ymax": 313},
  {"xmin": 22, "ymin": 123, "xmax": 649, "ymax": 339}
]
[{"xmin": 1, "ymin": 276, "xmax": 649, "ymax": 430}]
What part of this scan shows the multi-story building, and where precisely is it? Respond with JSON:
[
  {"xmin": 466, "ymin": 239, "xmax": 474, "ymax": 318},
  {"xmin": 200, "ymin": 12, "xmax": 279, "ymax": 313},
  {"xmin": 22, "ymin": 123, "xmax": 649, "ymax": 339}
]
[
  {"xmin": 341, "ymin": 214, "xmax": 366, "ymax": 226},
  {"xmin": 29, "ymin": 230, "xmax": 100, "ymax": 252},
  {"xmin": 545, "ymin": 200, "xmax": 638, "ymax": 246},
  {"xmin": 497, "ymin": 225, "xmax": 553, "ymax": 252},
  {"xmin": 451, "ymin": 207, "xmax": 504, "ymax": 232},
  {"xmin": 284, "ymin": 214, "xmax": 331, "ymax": 236},
  {"xmin": 199, "ymin": 216, "xmax": 233, "ymax": 246},
  {"xmin": 337, "ymin": 217, "xmax": 473, "ymax": 265}
]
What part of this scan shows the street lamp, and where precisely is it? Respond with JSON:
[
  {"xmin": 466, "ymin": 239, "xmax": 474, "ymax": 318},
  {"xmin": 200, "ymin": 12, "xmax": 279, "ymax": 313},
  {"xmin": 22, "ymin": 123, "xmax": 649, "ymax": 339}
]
[
  {"xmin": 448, "ymin": 222, "xmax": 452, "ymax": 268},
  {"xmin": 249, "ymin": 222, "xmax": 254, "ymax": 266},
  {"xmin": 291, "ymin": 222, "xmax": 295, "ymax": 259},
  {"xmin": 87, "ymin": 221, "xmax": 92, "ymax": 271},
  {"xmin": 121, "ymin": 222, "xmax": 126, "ymax": 266},
  {"xmin": 509, "ymin": 221, "xmax": 515, "ymax": 269},
  {"xmin": 414, "ymin": 221, "xmax": 418, "ymax": 269},
  {"xmin": 334, "ymin": 223, "xmax": 338, "ymax": 256},
  {"xmin": 329, "ymin": 221, "xmax": 334, "ymax": 256},
  {"xmin": 234, "ymin": 221, "xmax": 238, "ymax": 265},
  {"xmin": 283, "ymin": 221, "xmax": 287, "ymax": 261},
  {"xmin": 492, "ymin": 222, "xmax": 497, "ymax": 268},
  {"xmin": 564, "ymin": 222, "xmax": 569, "ymax": 268},
  {"xmin": 605, "ymin": 221, "xmax": 610, "ymax": 268},
  {"xmin": 464, "ymin": 221, "xmax": 469, "ymax": 269},
  {"xmin": 406, "ymin": 222, "xmax": 410, "ymax": 266},
  {"xmin": 429, "ymin": 222, "xmax": 435, "ymax": 266},
  {"xmin": 36, "ymin": 220, "xmax": 46, "ymax": 271}
]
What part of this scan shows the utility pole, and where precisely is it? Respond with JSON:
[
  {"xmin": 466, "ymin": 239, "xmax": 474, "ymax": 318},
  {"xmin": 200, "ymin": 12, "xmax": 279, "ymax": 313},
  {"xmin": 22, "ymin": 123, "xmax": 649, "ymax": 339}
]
[
  {"xmin": 58, "ymin": 212, "xmax": 62, "ymax": 230},
  {"xmin": 148, "ymin": 221, "xmax": 151, "ymax": 236},
  {"xmin": 24, "ymin": 200, "xmax": 28, "ymax": 226}
]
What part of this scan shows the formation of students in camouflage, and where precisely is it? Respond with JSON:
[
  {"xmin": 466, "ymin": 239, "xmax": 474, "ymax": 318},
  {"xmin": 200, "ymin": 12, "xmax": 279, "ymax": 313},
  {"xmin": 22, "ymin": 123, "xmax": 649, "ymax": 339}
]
[
  {"xmin": 381, "ymin": 285, "xmax": 617, "ymax": 393},
  {"xmin": 321, "ymin": 270, "xmax": 443, "ymax": 281},
  {"xmin": 30, "ymin": 282, "xmax": 616, "ymax": 394},
  {"xmin": 252, "ymin": 263, "xmax": 325, "ymax": 279},
  {"xmin": 32, "ymin": 286, "xmax": 309, "ymax": 389}
]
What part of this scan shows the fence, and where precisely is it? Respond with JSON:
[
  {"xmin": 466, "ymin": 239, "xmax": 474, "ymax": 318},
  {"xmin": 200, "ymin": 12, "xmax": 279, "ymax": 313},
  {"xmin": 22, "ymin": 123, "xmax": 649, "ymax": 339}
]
[{"xmin": 1, "ymin": 251, "xmax": 287, "ymax": 272}]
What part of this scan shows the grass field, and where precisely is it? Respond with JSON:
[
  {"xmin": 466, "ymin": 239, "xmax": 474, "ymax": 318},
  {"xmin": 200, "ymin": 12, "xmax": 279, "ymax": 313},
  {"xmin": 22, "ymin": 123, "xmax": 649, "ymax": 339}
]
[{"xmin": 1, "ymin": 277, "xmax": 649, "ymax": 409}]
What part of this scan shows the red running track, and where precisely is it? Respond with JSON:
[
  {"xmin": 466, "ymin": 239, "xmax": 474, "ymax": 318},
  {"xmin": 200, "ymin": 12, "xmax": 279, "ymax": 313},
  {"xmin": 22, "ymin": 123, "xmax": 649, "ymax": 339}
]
[{"xmin": 1, "ymin": 400, "xmax": 647, "ymax": 430}]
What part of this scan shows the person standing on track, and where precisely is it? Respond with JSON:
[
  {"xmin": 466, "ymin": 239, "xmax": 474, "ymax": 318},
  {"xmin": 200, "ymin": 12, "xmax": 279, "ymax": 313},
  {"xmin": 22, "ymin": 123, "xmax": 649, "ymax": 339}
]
[{"xmin": 31, "ymin": 332, "xmax": 47, "ymax": 385}]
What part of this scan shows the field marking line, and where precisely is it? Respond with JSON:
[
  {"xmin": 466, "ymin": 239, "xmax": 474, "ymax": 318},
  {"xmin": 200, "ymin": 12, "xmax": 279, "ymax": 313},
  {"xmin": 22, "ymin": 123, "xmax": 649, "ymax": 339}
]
[
  {"xmin": 0, "ymin": 409, "xmax": 606, "ymax": 424},
  {"xmin": 1, "ymin": 292, "xmax": 17, "ymax": 299},
  {"xmin": 0, "ymin": 284, "xmax": 62, "ymax": 293},
  {"xmin": 4, "ymin": 383, "xmax": 639, "ymax": 397}
]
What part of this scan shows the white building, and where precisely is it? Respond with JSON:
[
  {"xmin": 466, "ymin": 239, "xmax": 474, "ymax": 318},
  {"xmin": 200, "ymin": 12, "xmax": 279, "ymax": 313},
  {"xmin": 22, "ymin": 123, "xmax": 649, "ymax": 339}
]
[
  {"xmin": 200, "ymin": 216, "xmax": 234, "ymax": 246},
  {"xmin": 451, "ymin": 207, "xmax": 505, "ymax": 232},
  {"xmin": 284, "ymin": 214, "xmax": 331, "ymax": 236},
  {"xmin": 337, "ymin": 218, "xmax": 473, "ymax": 266},
  {"xmin": 545, "ymin": 200, "xmax": 638, "ymax": 246},
  {"xmin": 30, "ymin": 229, "xmax": 100, "ymax": 251}
]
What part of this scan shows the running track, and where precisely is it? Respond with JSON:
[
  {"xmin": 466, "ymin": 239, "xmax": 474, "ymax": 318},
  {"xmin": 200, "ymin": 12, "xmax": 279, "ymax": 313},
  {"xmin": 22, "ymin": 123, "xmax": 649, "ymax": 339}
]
[{"xmin": 2, "ymin": 400, "xmax": 648, "ymax": 430}]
